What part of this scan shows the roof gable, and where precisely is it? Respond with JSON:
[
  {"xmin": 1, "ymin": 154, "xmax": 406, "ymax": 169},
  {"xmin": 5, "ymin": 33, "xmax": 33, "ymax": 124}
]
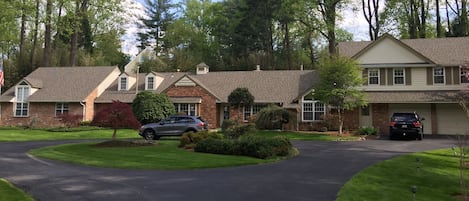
[{"xmin": 353, "ymin": 34, "xmax": 433, "ymax": 65}]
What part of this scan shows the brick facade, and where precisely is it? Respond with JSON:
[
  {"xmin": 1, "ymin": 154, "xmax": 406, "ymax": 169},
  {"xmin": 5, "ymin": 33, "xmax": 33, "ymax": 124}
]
[
  {"xmin": 165, "ymin": 85, "xmax": 218, "ymax": 129},
  {"xmin": 371, "ymin": 103, "xmax": 389, "ymax": 134},
  {"xmin": 0, "ymin": 102, "xmax": 84, "ymax": 128}
]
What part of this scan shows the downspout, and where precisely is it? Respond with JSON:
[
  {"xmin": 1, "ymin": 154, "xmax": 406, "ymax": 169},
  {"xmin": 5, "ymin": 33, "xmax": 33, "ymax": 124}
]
[{"xmin": 80, "ymin": 100, "xmax": 86, "ymax": 122}]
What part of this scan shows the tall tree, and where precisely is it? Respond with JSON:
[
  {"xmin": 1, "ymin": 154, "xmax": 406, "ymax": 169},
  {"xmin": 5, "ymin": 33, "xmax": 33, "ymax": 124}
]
[
  {"xmin": 43, "ymin": 0, "xmax": 53, "ymax": 66},
  {"xmin": 138, "ymin": 0, "xmax": 176, "ymax": 55},
  {"xmin": 362, "ymin": 0, "xmax": 380, "ymax": 40},
  {"xmin": 318, "ymin": 0, "xmax": 346, "ymax": 55},
  {"xmin": 313, "ymin": 56, "xmax": 367, "ymax": 135}
]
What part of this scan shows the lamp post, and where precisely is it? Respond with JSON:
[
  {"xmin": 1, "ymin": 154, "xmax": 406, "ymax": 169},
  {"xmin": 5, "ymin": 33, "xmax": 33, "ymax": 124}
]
[{"xmin": 411, "ymin": 185, "xmax": 417, "ymax": 201}]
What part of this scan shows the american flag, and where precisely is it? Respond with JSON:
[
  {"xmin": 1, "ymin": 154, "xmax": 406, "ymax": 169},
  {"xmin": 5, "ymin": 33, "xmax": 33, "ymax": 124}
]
[{"xmin": 0, "ymin": 61, "xmax": 4, "ymax": 86}]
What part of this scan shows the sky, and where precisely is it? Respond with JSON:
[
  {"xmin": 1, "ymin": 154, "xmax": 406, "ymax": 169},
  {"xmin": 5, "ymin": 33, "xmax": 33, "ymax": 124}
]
[{"xmin": 121, "ymin": 0, "xmax": 371, "ymax": 57}]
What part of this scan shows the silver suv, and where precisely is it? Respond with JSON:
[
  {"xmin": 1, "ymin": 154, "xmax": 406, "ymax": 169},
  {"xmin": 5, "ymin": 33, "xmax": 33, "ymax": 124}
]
[{"xmin": 139, "ymin": 115, "xmax": 208, "ymax": 140}]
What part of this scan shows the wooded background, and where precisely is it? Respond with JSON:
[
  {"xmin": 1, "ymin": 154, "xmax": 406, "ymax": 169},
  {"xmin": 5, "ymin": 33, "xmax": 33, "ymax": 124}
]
[{"xmin": 0, "ymin": 0, "xmax": 467, "ymax": 89}]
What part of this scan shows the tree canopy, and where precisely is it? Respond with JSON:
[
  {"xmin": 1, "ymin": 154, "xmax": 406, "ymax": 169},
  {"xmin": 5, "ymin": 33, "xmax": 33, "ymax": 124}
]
[
  {"xmin": 313, "ymin": 56, "xmax": 367, "ymax": 134},
  {"xmin": 91, "ymin": 100, "xmax": 141, "ymax": 140},
  {"xmin": 132, "ymin": 91, "xmax": 176, "ymax": 124}
]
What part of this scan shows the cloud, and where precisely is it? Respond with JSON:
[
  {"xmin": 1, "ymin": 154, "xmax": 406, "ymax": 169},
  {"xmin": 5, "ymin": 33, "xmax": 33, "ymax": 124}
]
[{"xmin": 121, "ymin": 0, "xmax": 147, "ymax": 57}]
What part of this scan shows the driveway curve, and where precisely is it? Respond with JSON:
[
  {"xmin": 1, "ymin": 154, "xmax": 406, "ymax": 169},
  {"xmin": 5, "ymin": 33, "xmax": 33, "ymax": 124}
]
[{"xmin": 0, "ymin": 138, "xmax": 457, "ymax": 201}]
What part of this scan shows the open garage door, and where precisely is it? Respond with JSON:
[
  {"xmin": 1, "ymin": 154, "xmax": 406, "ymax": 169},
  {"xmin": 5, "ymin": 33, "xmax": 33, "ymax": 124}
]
[
  {"xmin": 388, "ymin": 103, "xmax": 432, "ymax": 135},
  {"xmin": 435, "ymin": 104, "xmax": 469, "ymax": 135}
]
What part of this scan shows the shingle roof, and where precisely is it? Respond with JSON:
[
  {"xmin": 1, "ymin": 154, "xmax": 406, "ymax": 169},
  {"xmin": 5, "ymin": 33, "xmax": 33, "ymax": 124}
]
[
  {"xmin": 96, "ymin": 70, "xmax": 319, "ymax": 105},
  {"xmin": 0, "ymin": 66, "xmax": 119, "ymax": 102},
  {"xmin": 338, "ymin": 34, "xmax": 469, "ymax": 66},
  {"xmin": 366, "ymin": 91, "xmax": 460, "ymax": 103},
  {"xmin": 95, "ymin": 72, "xmax": 186, "ymax": 103}
]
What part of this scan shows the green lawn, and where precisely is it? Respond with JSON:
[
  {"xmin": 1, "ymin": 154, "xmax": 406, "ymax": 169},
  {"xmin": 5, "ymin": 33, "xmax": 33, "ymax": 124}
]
[
  {"xmin": 252, "ymin": 130, "xmax": 360, "ymax": 141},
  {"xmin": 337, "ymin": 148, "xmax": 466, "ymax": 201},
  {"xmin": 0, "ymin": 127, "xmax": 138, "ymax": 141},
  {"xmin": 29, "ymin": 140, "xmax": 279, "ymax": 170},
  {"xmin": 0, "ymin": 179, "xmax": 34, "ymax": 201}
]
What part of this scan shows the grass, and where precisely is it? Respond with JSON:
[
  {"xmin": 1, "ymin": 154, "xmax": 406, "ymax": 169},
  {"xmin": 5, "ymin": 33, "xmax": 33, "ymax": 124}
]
[
  {"xmin": 29, "ymin": 140, "xmax": 280, "ymax": 170},
  {"xmin": 252, "ymin": 130, "xmax": 361, "ymax": 141},
  {"xmin": 0, "ymin": 178, "xmax": 34, "ymax": 201},
  {"xmin": 0, "ymin": 127, "xmax": 138, "ymax": 141},
  {"xmin": 336, "ymin": 148, "xmax": 466, "ymax": 201}
]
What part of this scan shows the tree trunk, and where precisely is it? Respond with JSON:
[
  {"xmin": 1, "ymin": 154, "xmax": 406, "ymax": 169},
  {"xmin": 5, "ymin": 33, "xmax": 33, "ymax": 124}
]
[
  {"xmin": 284, "ymin": 22, "xmax": 292, "ymax": 70},
  {"xmin": 43, "ymin": 0, "xmax": 52, "ymax": 67},
  {"xmin": 30, "ymin": 0, "xmax": 40, "ymax": 68},
  {"xmin": 112, "ymin": 128, "xmax": 117, "ymax": 140},
  {"xmin": 418, "ymin": 0, "xmax": 426, "ymax": 38},
  {"xmin": 436, "ymin": 0, "xmax": 442, "ymax": 37}
]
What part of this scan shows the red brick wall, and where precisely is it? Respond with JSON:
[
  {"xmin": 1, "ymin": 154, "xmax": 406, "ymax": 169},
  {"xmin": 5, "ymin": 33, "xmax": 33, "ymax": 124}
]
[
  {"xmin": 0, "ymin": 102, "xmax": 83, "ymax": 128},
  {"xmin": 166, "ymin": 85, "xmax": 218, "ymax": 129},
  {"xmin": 343, "ymin": 109, "xmax": 359, "ymax": 130},
  {"xmin": 371, "ymin": 103, "xmax": 389, "ymax": 134}
]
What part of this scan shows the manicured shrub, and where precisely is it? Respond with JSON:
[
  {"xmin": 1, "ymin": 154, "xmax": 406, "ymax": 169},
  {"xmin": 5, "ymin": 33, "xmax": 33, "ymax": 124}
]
[
  {"xmin": 255, "ymin": 105, "xmax": 294, "ymax": 130},
  {"xmin": 224, "ymin": 123, "xmax": 256, "ymax": 139},
  {"xmin": 356, "ymin": 126, "xmax": 378, "ymax": 135},
  {"xmin": 195, "ymin": 135, "xmax": 293, "ymax": 159},
  {"xmin": 221, "ymin": 119, "xmax": 236, "ymax": 132},
  {"xmin": 132, "ymin": 91, "xmax": 176, "ymax": 124},
  {"xmin": 194, "ymin": 138, "xmax": 234, "ymax": 155},
  {"xmin": 58, "ymin": 114, "xmax": 83, "ymax": 128},
  {"xmin": 179, "ymin": 131, "xmax": 223, "ymax": 149}
]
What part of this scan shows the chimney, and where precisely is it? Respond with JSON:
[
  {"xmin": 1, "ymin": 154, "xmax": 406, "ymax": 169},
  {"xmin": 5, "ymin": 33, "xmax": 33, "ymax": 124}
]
[
  {"xmin": 255, "ymin": 65, "xmax": 261, "ymax": 71},
  {"xmin": 196, "ymin": 62, "xmax": 209, "ymax": 75}
]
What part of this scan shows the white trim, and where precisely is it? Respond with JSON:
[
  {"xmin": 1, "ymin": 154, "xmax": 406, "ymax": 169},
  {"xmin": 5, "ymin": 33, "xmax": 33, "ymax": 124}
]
[
  {"xmin": 145, "ymin": 75, "xmax": 155, "ymax": 90},
  {"xmin": 433, "ymin": 67, "xmax": 445, "ymax": 85},
  {"xmin": 393, "ymin": 68, "xmax": 405, "ymax": 85},
  {"xmin": 368, "ymin": 68, "xmax": 380, "ymax": 85},
  {"xmin": 118, "ymin": 75, "xmax": 128, "ymax": 91}
]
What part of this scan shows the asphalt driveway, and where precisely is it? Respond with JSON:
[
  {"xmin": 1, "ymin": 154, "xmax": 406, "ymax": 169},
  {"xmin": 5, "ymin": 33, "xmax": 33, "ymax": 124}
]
[{"xmin": 0, "ymin": 138, "xmax": 457, "ymax": 201}]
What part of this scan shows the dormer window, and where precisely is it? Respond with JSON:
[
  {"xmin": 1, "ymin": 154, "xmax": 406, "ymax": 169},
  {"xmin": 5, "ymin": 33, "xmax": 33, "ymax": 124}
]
[
  {"xmin": 146, "ymin": 76, "xmax": 155, "ymax": 90},
  {"xmin": 119, "ymin": 76, "xmax": 128, "ymax": 91}
]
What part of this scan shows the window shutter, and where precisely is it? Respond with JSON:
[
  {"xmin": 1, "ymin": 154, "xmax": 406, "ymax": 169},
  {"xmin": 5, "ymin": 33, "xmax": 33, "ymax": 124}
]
[
  {"xmin": 387, "ymin": 68, "xmax": 393, "ymax": 85},
  {"xmin": 453, "ymin": 67, "xmax": 460, "ymax": 84},
  {"xmin": 362, "ymin": 68, "xmax": 368, "ymax": 85},
  {"xmin": 380, "ymin": 69, "xmax": 386, "ymax": 85},
  {"xmin": 445, "ymin": 67, "xmax": 451, "ymax": 85},
  {"xmin": 405, "ymin": 68, "xmax": 412, "ymax": 85},
  {"xmin": 426, "ymin": 67, "xmax": 433, "ymax": 85}
]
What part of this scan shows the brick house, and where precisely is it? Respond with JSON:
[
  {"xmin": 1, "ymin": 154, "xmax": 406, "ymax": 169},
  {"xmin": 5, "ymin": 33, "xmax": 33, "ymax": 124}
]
[
  {"xmin": 338, "ymin": 34, "xmax": 469, "ymax": 135},
  {"xmin": 0, "ymin": 66, "xmax": 120, "ymax": 127},
  {"xmin": 95, "ymin": 63, "xmax": 323, "ymax": 130}
]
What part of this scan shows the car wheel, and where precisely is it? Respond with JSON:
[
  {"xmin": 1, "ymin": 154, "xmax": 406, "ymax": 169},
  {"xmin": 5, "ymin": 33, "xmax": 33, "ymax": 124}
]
[
  {"xmin": 143, "ymin": 129, "xmax": 156, "ymax": 141},
  {"xmin": 417, "ymin": 133, "xmax": 423, "ymax": 141}
]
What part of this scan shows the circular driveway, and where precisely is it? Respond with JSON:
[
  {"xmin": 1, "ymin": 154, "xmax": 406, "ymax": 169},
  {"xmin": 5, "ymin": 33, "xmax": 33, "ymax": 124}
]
[{"xmin": 0, "ymin": 138, "xmax": 457, "ymax": 201}]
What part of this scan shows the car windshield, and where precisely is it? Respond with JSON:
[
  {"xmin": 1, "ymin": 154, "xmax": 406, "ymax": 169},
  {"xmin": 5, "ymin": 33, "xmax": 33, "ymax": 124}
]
[{"xmin": 392, "ymin": 114, "xmax": 418, "ymax": 122}]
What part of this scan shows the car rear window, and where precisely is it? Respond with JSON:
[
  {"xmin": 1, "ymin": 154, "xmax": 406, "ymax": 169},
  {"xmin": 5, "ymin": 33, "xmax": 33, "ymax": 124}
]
[
  {"xmin": 197, "ymin": 117, "xmax": 206, "ymax": 122},
  {"xmin": 392, "ymin": 114, "xmax": 418, "ymax": 121}
]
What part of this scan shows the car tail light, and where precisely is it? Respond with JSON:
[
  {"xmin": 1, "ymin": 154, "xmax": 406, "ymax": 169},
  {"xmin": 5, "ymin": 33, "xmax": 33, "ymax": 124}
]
[
  {"xmin": 413, "ymin": 121, "xmax": 421, "ymax": 128},
  {"xmin": 390, "ymin": 121, "xmax": 396, "ymax": 127},
  {"xmin": 197, "ymin": 122, "xmax": 205, "ymax": 127}
]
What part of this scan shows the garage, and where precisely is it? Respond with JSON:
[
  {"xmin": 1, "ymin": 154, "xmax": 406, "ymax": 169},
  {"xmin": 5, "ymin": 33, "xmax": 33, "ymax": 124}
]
[
  {"xmin": 388, "ymin": 103, "xmax": 432, "ymax": 135},
  {"xmin": 435, "ymin": 103, "xmax": 469, "ymax": 135}
]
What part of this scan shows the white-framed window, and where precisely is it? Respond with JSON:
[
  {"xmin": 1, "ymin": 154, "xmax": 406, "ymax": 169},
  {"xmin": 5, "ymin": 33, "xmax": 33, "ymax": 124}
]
[
  {"xmin": 55, "ymin": 103, "xmax": 69, "ymax": 116},
  {"xmin": 243, "ymin": 104, "xmax": 267, "ymax": 121},
  {"xmin": 118, "ymin": 76, "xmax": 128, "ymax": 91},
  {"xmin": 302, "ymin": 94, "xmax": 326, "ymax": 121},
  {"xmin": 14, "ymin": 84, "xmax": 30, "ymax": 117},
  {"xmin": 146, "ymin": 76, "xmax": 155, "ymax": 90},
  {"xmin": 393, "ymin": 68, "xmax": 405, "ymax": 85},
  {"xmin": 461, "ymin": 67, "xmax": 469, "ymax": 83},
  {"xmin": 174, "ymin": 103, "xmax": 197, "ymax": 116},
  {"xmin": 368, "ymin": 69, "xmax": 379, "ymax": 85},
  {"xmin": 433, "ymin": 67, "xmax": 445, "ymax": 84}
]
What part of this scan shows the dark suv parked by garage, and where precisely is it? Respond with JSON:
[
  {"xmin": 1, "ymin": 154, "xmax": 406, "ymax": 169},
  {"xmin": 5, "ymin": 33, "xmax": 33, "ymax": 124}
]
[
  {"xmin": 139, "ymin": 115, "xmax": 208, "ymax": 140},
  {"xmin": 389, "ymin": 112, "xmax": 424, "ymax": 140}
]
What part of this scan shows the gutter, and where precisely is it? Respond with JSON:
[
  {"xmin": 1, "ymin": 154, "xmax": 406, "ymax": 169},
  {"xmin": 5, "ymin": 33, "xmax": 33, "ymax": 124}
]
[{"xmin": 79, "ymin": 101, "xmax": 86, "ymax": 122}]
